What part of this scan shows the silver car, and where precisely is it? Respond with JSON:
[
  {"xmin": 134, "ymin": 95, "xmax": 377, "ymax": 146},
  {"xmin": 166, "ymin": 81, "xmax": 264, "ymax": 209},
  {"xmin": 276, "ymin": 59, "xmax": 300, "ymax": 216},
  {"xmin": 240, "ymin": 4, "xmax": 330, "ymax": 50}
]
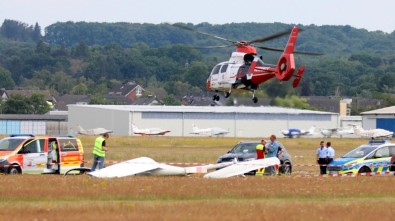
[{"xmin": 216, "ymin": 141, "xmax": 292, "ymax": 175}]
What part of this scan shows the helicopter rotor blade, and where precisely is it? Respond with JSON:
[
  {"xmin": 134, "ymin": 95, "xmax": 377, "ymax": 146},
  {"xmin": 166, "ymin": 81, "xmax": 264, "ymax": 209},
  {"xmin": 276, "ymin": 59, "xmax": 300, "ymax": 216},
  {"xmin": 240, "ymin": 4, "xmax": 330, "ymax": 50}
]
[
  {"xmin": 256, "ymin": 45, "xmax": 323, "ymax": 55},
  {"xmin": 171, "ymin": 23, "xmax": 237, "ymax": 44},
  {"xmin": 249, "ymin": 28, "xmax": 294, "ymax": 44},
  {"xmin": 193, "ymin": 45, "xmax": 234, "ymax": 49}
]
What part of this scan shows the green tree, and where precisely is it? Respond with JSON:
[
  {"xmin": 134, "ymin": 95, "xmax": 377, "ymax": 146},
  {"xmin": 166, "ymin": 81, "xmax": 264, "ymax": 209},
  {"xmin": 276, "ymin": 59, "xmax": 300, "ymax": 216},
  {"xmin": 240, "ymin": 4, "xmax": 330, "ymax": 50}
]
[
  {"xmin": 30, "ymin": 94, "xmax": 50, "ymax": 114},
  {"xmin": 1, "ymin": 94, "xmax": 31, "ymax": 114},
  {"xmin": 0, "ymin": 67, "xmax": 16, "ymax": 89},
  {"xmin": 162, "ymin": 94, "xmax": 181, "ymax": 105}
]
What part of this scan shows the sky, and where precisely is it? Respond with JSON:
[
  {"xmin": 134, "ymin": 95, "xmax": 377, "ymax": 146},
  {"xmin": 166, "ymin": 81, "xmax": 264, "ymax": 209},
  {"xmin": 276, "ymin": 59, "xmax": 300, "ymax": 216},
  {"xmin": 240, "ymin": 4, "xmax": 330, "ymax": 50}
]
[{"xmin": 0, "ymin": 0, "xmax": 394, "ymax": 33}]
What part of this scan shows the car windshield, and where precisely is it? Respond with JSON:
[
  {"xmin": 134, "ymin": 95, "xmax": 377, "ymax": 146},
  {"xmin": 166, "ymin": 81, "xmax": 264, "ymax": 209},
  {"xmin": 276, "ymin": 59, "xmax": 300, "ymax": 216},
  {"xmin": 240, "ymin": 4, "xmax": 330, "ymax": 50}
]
[
  {"xmin": 342, "ymin": 145, "xmax": 377, "ymax": 158},
  {"xmin": 230, "ymin": 143, "xmax": 257, "ymax": 154},
  {"xmin": 0, "ymin": 138, "xmax": 25, "ymax": 151}
]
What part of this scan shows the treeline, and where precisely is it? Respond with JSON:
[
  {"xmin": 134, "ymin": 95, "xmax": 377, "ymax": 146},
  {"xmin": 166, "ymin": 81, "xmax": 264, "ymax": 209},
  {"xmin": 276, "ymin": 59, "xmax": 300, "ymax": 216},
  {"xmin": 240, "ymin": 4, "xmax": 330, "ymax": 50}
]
[{"xmin": 0, "ymin": 19, "xmax": 394, "ymax": 109}]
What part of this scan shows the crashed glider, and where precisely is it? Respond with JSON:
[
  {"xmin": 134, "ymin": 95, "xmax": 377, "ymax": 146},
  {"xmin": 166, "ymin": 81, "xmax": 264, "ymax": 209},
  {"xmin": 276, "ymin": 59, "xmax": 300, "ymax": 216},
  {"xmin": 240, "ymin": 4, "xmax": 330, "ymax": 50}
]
[{"xmin": 69, "ymin": 156, "xmax": 280, "ymax": 179}]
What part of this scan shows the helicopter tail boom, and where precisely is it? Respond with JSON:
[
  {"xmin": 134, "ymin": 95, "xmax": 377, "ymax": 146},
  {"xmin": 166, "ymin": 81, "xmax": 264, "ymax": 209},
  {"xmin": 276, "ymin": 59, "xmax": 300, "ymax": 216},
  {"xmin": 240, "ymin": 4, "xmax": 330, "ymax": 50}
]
[{"xmin": 275, "ymin": 26, "xmax": 300, "ymax": 81}]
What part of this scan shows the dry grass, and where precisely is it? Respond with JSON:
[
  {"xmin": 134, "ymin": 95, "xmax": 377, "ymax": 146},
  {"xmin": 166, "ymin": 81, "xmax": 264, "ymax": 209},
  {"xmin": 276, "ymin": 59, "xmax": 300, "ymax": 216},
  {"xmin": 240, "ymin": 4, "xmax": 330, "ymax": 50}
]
[{"xmin": 1, "ymin": 136, "xmax": 394, "ymax": 221}]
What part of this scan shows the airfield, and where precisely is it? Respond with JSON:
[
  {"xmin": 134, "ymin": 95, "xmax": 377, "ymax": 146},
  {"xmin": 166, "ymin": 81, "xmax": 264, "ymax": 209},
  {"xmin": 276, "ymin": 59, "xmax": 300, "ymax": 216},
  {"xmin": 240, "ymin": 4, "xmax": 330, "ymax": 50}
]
[{"xmin": 1, "ymin": 136, "xmax": 394, "ymax": 221}]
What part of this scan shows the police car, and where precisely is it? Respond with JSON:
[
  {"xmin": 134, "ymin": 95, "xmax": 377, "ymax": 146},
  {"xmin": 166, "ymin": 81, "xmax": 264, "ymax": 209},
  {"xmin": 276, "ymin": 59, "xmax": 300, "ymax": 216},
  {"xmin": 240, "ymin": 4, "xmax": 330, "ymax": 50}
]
[{"xmin": 327, "ymin": 140, "xmax": 395, "ymax": 174}]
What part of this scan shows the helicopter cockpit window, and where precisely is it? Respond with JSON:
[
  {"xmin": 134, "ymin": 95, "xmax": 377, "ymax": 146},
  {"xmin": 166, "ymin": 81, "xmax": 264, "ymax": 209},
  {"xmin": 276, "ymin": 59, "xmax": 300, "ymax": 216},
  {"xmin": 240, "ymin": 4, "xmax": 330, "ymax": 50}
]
[
  {"xmin": 211, "ymin": 65, "xmax": 221, "ymax": 75},
  {"xmin": 220, "ymin": 64, "xmax": 228, "ymax": 73}
]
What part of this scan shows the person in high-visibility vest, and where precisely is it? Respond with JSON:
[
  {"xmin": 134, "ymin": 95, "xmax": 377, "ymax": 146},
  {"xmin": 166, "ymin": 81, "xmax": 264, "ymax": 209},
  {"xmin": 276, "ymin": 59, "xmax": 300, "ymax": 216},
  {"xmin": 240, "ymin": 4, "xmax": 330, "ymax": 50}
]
[
  {"xmin": 255, "ymin": 139, "xmax": 266, "ymax": 176},
  {"xmin": 47, "ymin": 141, "xmax": 58, "ymax": 170},
  {"xmin": 91, "ymin": 133, "xmax": 110, "ymax": 172}
]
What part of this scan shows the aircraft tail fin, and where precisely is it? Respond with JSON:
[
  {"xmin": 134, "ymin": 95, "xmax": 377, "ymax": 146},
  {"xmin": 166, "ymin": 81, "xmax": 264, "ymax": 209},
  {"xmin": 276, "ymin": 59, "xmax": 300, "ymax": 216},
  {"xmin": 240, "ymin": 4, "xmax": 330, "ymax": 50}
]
[
  {"xmin": 275, "ymin": 26, "xmax": 298, "ymax": 81},
  {"xmin": 308, "ymin": 126, "xmax": 316, "ymax": 135},
  {"xmin": 192, "ymin": 124, "xmax": 199, "ymax": 132},
  {"xmin": 77, "ymin": 125, "xmax": 84, "ymax": 134}
]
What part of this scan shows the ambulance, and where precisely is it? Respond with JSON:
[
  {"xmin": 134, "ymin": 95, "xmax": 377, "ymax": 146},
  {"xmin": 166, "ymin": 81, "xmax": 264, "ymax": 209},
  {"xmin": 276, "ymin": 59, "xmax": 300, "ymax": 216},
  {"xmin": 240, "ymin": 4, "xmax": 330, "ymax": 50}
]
[
  {"xmin": 327, "ymin": 140, "xmax": 395, "ymax": 174},
  {"xmin": 0, "ymin": 134, "xmax": 84, "ymax": 175}
]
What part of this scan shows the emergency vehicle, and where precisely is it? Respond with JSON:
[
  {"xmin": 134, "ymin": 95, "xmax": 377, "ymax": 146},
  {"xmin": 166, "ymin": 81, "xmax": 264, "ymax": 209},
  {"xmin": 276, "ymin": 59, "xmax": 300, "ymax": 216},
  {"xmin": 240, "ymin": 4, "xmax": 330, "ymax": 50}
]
[
  {"xmin": 327, "ymin": 140, "xmax": 395, "ymax": 174},
  {"xmin": 0, "ymin": 134, "xmax": 84, "ymax": 175}
]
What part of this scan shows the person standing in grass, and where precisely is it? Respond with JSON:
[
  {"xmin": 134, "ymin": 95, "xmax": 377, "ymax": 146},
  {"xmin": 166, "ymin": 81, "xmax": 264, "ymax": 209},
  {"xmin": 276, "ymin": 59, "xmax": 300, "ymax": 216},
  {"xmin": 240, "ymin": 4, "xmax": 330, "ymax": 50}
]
[
  {"xmin": 255, "ymin": 139, "xmax": 266, "ymax": 176},
  {"xmin": 266, "ymin": 135, "xmax": 279, "ymax": 176},
  {"xmin": 316, "ymin": 140, "xmax": 328, "ymax": 174},
  {"xmin": 326, "ymin": 141, "xmax": 335, "ymax": 164},
  {"xmin": 91, "ymin": 133, "xmax": 109, "ymax": 172}
]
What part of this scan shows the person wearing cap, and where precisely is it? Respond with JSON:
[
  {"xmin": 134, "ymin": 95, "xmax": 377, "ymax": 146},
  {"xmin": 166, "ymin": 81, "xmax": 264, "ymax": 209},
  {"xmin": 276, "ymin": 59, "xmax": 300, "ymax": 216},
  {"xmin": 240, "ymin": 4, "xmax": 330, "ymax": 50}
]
[
  {"xmin": 255, "ymin": 139, "xmax": 266, "ymax": 176},
  {"xmin": 91, "ymin": 133, "xmax": 109, "ymax": 172}
]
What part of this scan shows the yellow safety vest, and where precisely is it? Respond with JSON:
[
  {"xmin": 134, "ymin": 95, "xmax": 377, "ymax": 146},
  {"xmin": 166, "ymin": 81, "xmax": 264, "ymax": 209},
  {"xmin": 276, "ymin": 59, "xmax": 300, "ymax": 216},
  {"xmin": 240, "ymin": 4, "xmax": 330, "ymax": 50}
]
[
  {"xmin": 256, "ymin": 144, "xmax": 264, "ymax": 151},
  {"xmin": 93, "ymin": 137, "xmax": 106, "ymax": 157}
]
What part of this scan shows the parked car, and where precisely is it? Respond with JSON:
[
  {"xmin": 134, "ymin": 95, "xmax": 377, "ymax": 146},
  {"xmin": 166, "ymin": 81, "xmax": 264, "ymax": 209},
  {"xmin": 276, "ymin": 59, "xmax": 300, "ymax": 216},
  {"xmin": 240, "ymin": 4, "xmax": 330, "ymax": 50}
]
[
  {"xmin": 0, "ymin": 134, "xmax": 84, "ymax": 175},
  {"xmin": 327, "ymin": 139, "xmax": 395, "ymax": 175},
  {"xmin": 216, "ymin": 141, "xmax": 292, "ymax": 175}
]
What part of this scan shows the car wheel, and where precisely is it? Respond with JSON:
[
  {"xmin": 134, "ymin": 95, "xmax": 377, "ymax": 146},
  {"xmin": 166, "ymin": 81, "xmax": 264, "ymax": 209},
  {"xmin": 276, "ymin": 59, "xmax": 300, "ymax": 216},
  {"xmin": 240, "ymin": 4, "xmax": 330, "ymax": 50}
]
[
  {"xmin": 358, "ymin": 166, "xmax": 371, "ymax": 174},
  {"xmin": 280, "ymin": 163, "xmax": 292, "ymax": 175},
  {"xmin": 8, "ymin": 166, "xmax": 21, "ymax": 175}
]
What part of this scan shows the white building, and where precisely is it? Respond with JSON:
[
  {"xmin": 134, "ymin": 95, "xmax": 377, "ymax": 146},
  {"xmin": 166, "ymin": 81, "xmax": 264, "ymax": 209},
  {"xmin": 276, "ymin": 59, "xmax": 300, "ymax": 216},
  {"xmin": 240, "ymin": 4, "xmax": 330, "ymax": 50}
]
[
  {"xmin": 361, "ymin": 106, "xmax": 395, "ymax": 134},
  {"xmin": 68, "ymin": 105, "xmax": 340, "ymax": 138}
]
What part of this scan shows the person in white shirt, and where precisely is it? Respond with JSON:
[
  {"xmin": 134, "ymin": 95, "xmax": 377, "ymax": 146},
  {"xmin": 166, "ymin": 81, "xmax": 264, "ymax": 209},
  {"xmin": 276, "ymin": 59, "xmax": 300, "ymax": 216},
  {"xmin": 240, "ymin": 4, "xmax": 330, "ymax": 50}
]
[
  {"xmin": 326, "ymin": 141, "xmax": 335, "ymax": 163},
  {"xmin": 316, "ymin": 141, "xmax": 328, "ymax": 174}
]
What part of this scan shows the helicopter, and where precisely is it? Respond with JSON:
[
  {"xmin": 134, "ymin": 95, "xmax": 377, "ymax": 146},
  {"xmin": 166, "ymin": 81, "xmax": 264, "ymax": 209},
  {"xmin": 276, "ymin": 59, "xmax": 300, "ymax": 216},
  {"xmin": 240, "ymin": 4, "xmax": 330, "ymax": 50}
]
[{"xmin": 172, "ymin": 24, "xmax": 322, "ymax": 103}]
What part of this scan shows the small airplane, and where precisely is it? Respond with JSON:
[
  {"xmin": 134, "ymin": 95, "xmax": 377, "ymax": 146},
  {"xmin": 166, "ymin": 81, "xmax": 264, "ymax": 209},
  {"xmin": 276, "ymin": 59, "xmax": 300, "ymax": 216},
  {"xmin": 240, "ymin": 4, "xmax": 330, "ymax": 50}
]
[
  {"xmin": 353, "ymin": 126, "xmax": 394, "ymax": 139},
  {"xmin": 281, "ymin": 126, "xmax": 316, "ymax": 138},
  {"xmin": 65, "ymin": 156, "xmax": 280, "ymax": 179},
  {"xmin": 76, "ymin": 125, "xmax": 113, "ymax": 136},
  {"xmin": 190, "ymin": 124, "xmax": 229, "ymax": 136},
  {"xmin": 132, "ymin": 124, "xmax": 171, "ymax": 136},
  {"xmin": 320, "ymin": 127, "xmax": 354, "ymax": 138},
  {"xmin": 171, "ymin": 24, "xmax": 321, "ymax": 103}
]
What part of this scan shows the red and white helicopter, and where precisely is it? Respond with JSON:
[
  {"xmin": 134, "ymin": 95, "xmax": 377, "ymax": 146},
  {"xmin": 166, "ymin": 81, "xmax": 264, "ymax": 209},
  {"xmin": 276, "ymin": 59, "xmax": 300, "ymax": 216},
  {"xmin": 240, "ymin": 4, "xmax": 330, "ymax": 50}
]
[{"xmin": 172, "ymin": 24, "xmax": 321, "ymax": 103}]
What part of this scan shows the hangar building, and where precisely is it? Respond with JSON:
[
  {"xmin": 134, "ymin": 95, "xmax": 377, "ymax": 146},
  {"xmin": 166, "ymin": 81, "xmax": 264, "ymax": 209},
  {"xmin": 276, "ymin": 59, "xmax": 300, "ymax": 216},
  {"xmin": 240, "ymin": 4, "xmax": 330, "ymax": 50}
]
[
  {"xmin": 361, "ymin": 105, "xmax": 395, "ymax": 136},
  {"xmin": 68, "ymin": 105, "xmax": 339, "ymax": 138}
]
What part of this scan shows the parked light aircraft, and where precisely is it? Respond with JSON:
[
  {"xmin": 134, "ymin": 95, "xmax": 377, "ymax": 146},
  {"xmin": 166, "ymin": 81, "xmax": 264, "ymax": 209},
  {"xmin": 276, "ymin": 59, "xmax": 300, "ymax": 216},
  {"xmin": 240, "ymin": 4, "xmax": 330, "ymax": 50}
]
[
  {"xmin": 281, "ymin": 126, "xmax": 316, "ymax": 138},
  {"xmin": 320, "ymin": 127, "xmax": 354, "ymax": 138},
  {"xmin": 190, "ymin": 124, "xmax": 229, "ymax": 136},
  {"xmin": 132, "ymin": 124, "xmax": 171, "ymax": 136},
  {"xmin": 77, "ymin": 125, "xmax": 113, "ymax": 136},
  {"xmin": 353, "ymin": 126, "xmax": 394, "ymax": 139},
  {"xmin": 66, "ymin": 156, "xmax": 280, "ymax": 179}
]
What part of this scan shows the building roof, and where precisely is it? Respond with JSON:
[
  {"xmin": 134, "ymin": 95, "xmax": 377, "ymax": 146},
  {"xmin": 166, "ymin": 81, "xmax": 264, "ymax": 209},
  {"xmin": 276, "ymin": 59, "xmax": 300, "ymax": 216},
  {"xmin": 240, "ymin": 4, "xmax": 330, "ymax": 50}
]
[
  {"xmin": 5, "ymin": 89, "xmax": 54, "ymax": 101},
  {"xmin": 54, "ymin": 94, "xmax": 91, "ymax": 111},
  {"xmin": 69, "ymin": 104, "xmax": 337, "ymax": 115},
  {"xmin": 0, "ymin": 114, "xmax": 67, "ymax": 121},
  {"xmin": 361, "ymin": 106, "xmax": 395, "ymax": 115}
]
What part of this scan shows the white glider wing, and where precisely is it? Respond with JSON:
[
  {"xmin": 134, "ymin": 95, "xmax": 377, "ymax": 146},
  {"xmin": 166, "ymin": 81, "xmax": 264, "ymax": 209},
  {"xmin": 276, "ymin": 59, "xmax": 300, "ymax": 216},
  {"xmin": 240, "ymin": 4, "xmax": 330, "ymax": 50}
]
[
  {"xmin": 88, "ymin": 157, "xmax": 161, "ymax": 178},
  {"xmin": 88, "ymin": 157, "xmax": 234, "ymax": 178},
  {"xmin": 204, "ymin": 157, "xmax": 280, "ymax": 179}
]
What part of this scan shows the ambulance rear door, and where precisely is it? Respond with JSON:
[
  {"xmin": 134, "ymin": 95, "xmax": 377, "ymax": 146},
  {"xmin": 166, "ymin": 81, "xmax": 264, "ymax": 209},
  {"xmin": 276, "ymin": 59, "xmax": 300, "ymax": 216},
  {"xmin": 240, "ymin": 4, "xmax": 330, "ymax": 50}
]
[{"xmin": 58, "ymin": 138, "xmax": 82, "ymax": 174}]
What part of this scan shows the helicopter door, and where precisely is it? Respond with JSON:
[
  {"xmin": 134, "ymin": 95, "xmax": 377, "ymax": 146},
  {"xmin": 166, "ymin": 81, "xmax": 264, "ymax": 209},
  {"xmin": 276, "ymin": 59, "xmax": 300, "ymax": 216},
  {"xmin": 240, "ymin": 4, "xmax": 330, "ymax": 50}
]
[
  {"xmin": 218, "ymin": 64, "xmax": 229, "ymax": 85},
  {"xmin": 208, "ymin": 64, "xmax": 221, "ymax": 88}
]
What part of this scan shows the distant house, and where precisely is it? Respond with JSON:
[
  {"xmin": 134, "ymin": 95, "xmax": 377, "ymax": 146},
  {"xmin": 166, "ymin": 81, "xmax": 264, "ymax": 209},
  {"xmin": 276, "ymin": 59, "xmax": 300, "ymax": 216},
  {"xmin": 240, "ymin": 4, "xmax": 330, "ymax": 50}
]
[
  {"xmin": 108, "ymin": 82, "xmax": 144, "ymax": 102},
  {"xmin": 0, "ymin": 89, "xmax": 56, "ymax": 110},
  {"xmin": 303, "ymin": 96, "xmax": 340, "ymax": 113},
  {"xmin": 1, "ymin": 89, "xmax": 55, "ymax": 103},
  {"xmin": 132, "ymin": 95, "xmax": 161, "ymax": 105},
  {"xmin": 54, "ymin": 95, "xmax": 91, "ymax": 111}
]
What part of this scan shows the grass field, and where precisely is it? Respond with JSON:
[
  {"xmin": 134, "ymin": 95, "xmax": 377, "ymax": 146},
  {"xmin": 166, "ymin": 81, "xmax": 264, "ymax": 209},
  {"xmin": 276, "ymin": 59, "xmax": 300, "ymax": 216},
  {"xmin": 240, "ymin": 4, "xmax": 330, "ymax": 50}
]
[{"xmin": 1, "ymin": 136, "xmax": 394, "ymax": 221}]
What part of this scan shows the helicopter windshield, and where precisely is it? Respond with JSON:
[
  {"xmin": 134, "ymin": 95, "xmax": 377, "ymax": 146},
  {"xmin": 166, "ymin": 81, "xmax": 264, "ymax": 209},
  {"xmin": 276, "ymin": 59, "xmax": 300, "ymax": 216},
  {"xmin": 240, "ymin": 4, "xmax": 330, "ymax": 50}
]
[{"xmin": 210, "ymin": 65, "xmax": 221, "ymax": 75}]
